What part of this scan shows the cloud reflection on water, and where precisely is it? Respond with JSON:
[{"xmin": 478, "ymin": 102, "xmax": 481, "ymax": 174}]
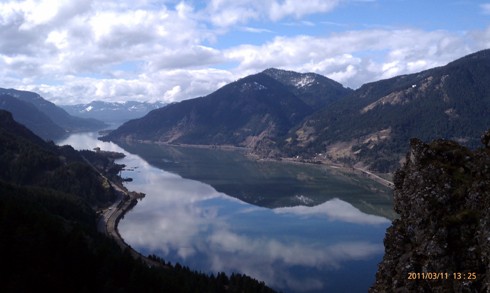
[
  {"xmin": 120, "ymin": 170, "xmax": 387, "ymax": 292},
  {"xmin": 58, "ymin": 133, "xmax": 389, "ymax": 292},
  {"xmin": 273, "ymin": 198, "xmax": 391, "ymax": 225},
  {"xmin": 205, "ymin": 229, "xmax": 383, "ymax": 291}
]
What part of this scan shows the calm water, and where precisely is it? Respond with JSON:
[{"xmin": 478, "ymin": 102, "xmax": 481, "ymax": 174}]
[{"xmin": 57, "ymin": 133, "xmax": 394, "ymax": 293}]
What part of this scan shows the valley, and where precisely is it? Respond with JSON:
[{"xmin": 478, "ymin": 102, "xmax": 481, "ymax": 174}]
[
  {"xmin": 1, "ymin": 48, "xmax": 489, "ymax": 292},
  {"xmin": 59, "ymin": 131, "xmax": 393, "ymax": 292}
]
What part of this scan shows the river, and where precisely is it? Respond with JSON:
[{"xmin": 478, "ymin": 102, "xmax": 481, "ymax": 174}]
[{"xmin": 57, "ymin": 132, "xmax": 394, "ymax": 293}]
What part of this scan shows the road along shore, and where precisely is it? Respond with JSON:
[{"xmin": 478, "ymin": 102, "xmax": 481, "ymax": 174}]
[{"xmin": 98, "ymin": 183, "xmax": 164, "ymax": 268}]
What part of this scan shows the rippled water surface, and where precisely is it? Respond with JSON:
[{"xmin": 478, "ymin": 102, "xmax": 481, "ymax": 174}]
[{"xmin": 57, "ymin": 133, "xmax": 394, "ymax": 293}]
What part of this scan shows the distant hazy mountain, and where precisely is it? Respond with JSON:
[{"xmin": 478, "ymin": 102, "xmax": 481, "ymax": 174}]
[
  {"xmin": 0, "ymin": 88, "xmax": 106, "ymax": 138},
  {"xmin": 61, "ymin": 100, "xmax": 167, "ymax": 124},
  {"xmin": 0, "ymin": 94, "xmax": 66, "ymax": 140},
  {"xmin": 102, "ymin": 69, "xmax": 351, "ymax": 148},
  {"xmin": 283, "ymin": 49, "xmax": 490, "ymax": 172}
]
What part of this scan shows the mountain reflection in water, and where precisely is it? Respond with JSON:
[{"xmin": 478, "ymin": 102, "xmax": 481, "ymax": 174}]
[
  {"xmin": 116, "ymin": 141, "xmax": 395, "ymax": 219},
  {"xmin": 57, "ymin": 133, "xmax": 393, "ymax": 293}
]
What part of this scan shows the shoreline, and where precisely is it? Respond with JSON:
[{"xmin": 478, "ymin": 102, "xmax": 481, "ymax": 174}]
[
  {"xmin": 81, "ymin": 152, "xmax": 163, "ymax": 267},
  {"xmin": 98, "ymin": 180, "xmax": 164, "ymax": 268},
  {"xmin": 118, "ymin": 138, "xmax": 395, "ymax": 189},
  {"xmin": 253, "ymin": 155, "xmax": 394, "ymax": 189},
  {"xmin": 96, "ymin": 139, "xmax": 394, "ymax": 266},
  {"xmin": 126, "ymin": 140, "xmax": 394, "ymax": 189}
]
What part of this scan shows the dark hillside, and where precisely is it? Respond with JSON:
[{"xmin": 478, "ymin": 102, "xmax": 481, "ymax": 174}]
[
  {"xmin": 0, "ymin": 87, "xmax": 106, "ymax": 132},
  {"xmin": 0, "ymin": 181, "xmax": 276, "ymax": 293},
  {"xmin": 0, "ymin": 110, "xmax": 114, "ymax": 205},
  {"xmin": 0, "ymin": 94, "xmax": 66, "ymax": 140},
  {"xmin": 0, "ymin": 109, "xmax": 277, "ymax": 292},
  {"xmin": 103, "ymin": 72, "xmax": 314, "ymax": 148}
]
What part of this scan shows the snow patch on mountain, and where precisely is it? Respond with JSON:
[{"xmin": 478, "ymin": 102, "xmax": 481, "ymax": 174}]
[
  {"xmin": 293, "ymin": 75, "xmax": 316, "ymax": 88},
  {"xmin": 61, "ymin": 100, "xmax": 167, "ymax": 123},
  {"xmin": 241, "ymin": 82, "xmax": 267, "ymax": 92}
]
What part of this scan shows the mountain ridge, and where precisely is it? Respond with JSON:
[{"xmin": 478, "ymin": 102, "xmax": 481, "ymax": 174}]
[
  {"xmin": 262, "ymin": 68, "xmax": 353, "ymax": 108},
  {"xmin": 0, "ymin": 94, "xmax": 67, "ymax": 140},
  {"xmin": 0, "ymin": 88, "xmax": 106, "ymax": 132},
  {"xmin": 102, "ymin": 50, "xmax": 490, "ymax": 174},
  {"xmin": 61, "ymin": 100, "xmax": 167, "ymax": 124},
  {"xmin": 0, "ymin": 88, "xmax": 107, "ymax": 140},
  {"xmin": 101, "ymin": 68, "xmax": 351, "ymax": 149},
  {"xmin": 280, "ymin": 49, "xmax": 490, "ymax": 172}
]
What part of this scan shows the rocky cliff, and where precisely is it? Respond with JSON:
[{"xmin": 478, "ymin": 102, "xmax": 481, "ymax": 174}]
[{"xmin": 370, "ymin": 130, "xmax": 490, "ymax": 292}]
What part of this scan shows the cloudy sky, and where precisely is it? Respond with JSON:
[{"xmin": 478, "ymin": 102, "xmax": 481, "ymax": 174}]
[{"xmin": 1, "ymin": 0, "xmax": 490, "ymax": 104}]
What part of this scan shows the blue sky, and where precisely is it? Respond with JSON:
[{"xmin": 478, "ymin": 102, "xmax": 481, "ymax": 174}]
[{"xmin": 0, "ymin": 0, "xmax": 489, "ymax": 104}]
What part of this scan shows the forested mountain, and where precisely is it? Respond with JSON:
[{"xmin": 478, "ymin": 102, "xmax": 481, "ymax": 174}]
[
  {"xmin": 61, "ymin": 100, "xmax": 167, "ymax": 124},
  {"xmin": 282, "ymin": 49, "xmax": 490, "ymax": 172},
  {"xmin": 0, "ymin": 88, "xmax": 106, "ymax": 139},
  {"xmin": 102, "ymin": 50, "xmax": 490, "ymax": 174},
  {"xmin": 0, "ymin": 109, "xmax": 276, "ymax": 292},
  {"xmin": 102, "ymin": 68, "xmax": 350, "ymax": 149},
  {"xmin": 0, "ymin": 109, "xmax": 114, "ymax": 205}
]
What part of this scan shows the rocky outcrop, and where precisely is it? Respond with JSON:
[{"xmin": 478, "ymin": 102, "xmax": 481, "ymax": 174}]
[{"xmin": 371, "ymin": 130, "xmax": 490, "ymax": 293}]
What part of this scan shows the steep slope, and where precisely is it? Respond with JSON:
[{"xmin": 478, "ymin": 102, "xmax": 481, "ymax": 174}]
[
  {"xmin": 102, "ymin": 71, "xmax": 320, "ymax": 148},
  {"xmin": 0, "ymin": 88, "xmax": 106, "ymax": 132},
  {"xmin": 0, "ymin": 109, "xmax": 114, "ymax": 205},
  {"xmin": 0, "ymin": 109, "xmax": 50, "ymax": 146},
  {"xmin": 61, "ymin": 100, "xmax": 167, "ymax": 124},
  {"xmin": 284, "ymin": 49, "xmax": 490, "ymax": 172},
  {"xmin": 370, "ymin": 131, "xmax": 490, "ymax": 292},
  {"xmin": 0, "ymin": 94, "xmax": 66, "ymax": 140}
]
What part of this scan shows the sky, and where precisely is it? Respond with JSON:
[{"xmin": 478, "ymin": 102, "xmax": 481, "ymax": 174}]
[{"xmin": 1, "ymin": 0, "xmax": 490, "ymax": 105}]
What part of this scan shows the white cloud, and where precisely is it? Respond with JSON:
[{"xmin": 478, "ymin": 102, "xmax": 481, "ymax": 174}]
[
  {"xmin": 481, "ymin": 3, "xmax": 490, "ymax": 14},
  {"xmin": 204, "ymin": 0, "xmax": 341, "ymax": 27},
  {"xmin": 22, "ymin": 68, "xmax": 235, "ymax": 105},
  {"xmin": 204, "ymin": 0, "xmax": 261, "ymax": 27},
  {"xmin": 241, "ymin": 26, "xmax": 274, "ymax": 33},
  {"xmin": 0, "ymin": 0, "xmax": 489, "ymax": 104},
  {"xmin": 146, "ymin": 45, "xmax": 223, "ymax": 70},
  {"xmin": 224, "ymin": 28, "xmax": 479, "ymax": 88},
  {"xmin": 471, "ymin": 26, "xmax": 490, "ymax": 50},
  {"xmin": 269, "ymin": 0, "xmax": 340, "ymax": 21}
]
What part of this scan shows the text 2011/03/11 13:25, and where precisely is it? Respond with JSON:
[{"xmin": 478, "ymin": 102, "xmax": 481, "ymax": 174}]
[{"xmin": 407, "ymin": 272, "xmax": 477, "ymax": 280}]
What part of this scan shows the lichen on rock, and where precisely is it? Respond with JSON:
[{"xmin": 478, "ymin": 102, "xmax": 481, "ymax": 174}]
[{"xmin": 370, "ymin": 130, "xmax": 490, "ymax": 293}]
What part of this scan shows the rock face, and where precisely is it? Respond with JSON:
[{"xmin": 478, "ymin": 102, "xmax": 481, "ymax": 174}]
[{"xmin": 371, "ymin": 130, "xmax": 490, "ymax": 292}]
